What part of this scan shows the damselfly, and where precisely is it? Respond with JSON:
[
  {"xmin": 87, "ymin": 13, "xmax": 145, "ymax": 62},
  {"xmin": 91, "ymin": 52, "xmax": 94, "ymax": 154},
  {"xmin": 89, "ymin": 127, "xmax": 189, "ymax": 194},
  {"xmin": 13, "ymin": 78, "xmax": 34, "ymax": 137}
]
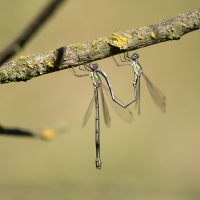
[
  {"xmin": 70, "ymin": 63, "xmax": 134, "ymax": 169},
  {"xmin": 112, "ymin": 52, "xmax": 166, "ymax": 114}
]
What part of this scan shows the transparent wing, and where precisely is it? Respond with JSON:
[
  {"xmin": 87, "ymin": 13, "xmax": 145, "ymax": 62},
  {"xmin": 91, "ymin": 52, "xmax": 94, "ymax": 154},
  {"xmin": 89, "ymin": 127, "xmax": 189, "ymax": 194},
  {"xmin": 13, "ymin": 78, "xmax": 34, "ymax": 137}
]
[
  {"xmin": 101, "ymin": 84, "xmax": 133, "ymax": 123},
  {"xmin": 142, "ymin": 73, "xmax": 166, "ymax": 112},
  {"xmin": 82, "ymin": 96, "xmax": 94, "ymax": 127},
  {"xmin": 99, "ymin": 85, "xmax": 111, "ymax": 128}
]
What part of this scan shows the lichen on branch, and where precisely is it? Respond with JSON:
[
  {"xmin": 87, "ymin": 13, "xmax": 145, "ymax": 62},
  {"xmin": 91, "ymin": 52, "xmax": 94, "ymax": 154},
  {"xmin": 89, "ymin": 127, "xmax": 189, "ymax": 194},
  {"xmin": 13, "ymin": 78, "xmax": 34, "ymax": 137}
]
[{"xmin": 0, "ymin": 8, "xmax": 199, "ymax": 85}]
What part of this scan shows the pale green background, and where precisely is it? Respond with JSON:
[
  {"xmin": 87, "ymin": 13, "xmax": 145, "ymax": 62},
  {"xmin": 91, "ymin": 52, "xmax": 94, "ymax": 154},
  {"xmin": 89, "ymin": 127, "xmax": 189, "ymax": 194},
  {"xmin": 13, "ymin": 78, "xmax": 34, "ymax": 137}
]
[{"xmin": 0, "ymin": 1, "xmax": 200, "ymax": 200}]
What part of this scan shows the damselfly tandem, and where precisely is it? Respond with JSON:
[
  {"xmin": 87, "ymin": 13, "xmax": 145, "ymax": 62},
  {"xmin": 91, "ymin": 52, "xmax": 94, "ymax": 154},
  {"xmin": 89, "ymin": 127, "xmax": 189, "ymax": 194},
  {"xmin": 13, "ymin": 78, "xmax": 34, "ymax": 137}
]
[
  {"xmin": 112, "ymin": 52, "xmax": 166, "ymax": 114},
  {"xmin": 70, "ymin": 63, "xmax": 134, "ymax": 169}
]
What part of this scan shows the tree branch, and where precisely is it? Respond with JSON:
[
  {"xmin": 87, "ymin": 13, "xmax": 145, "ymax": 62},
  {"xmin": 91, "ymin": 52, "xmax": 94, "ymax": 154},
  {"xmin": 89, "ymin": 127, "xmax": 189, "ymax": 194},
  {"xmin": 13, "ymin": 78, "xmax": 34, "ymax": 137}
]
[
  {"xmin": 0, "ymin": 8, "xmax": 199, "ymax": 85},
  {"xmin": 0, "ymin": 0, "xmax": 66, "ymax": 65},
  {"xmin": 0, "ymin": 123, "xmax": 68, "ymax": 140}
]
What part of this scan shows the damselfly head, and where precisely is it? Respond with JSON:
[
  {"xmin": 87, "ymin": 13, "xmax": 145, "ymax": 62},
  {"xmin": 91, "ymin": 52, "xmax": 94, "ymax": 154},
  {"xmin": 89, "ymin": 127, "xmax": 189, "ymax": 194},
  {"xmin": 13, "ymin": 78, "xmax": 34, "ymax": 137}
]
[
  {"xmin": 131, "ymin": 53, "xmax": 139, "ymax": 60},
  {"xmin": 90, "ymin": 63, "xmax": 99, "ymax": 70}
]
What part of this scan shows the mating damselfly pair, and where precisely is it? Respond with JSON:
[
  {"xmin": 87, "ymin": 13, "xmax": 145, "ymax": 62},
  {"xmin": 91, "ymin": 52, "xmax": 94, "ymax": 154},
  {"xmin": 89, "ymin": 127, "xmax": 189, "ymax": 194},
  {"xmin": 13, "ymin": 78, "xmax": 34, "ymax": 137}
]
[{"xmin": 69, "ymin": 52, "xmax": 166, "ymax": 170}]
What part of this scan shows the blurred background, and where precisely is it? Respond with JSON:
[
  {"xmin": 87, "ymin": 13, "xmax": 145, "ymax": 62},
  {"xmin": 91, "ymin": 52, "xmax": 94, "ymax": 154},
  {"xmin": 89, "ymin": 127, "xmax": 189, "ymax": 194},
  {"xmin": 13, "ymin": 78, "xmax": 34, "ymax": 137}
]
[{"xmin": 0, "ymin": 0, "xmax": 200, "ymax": 199}]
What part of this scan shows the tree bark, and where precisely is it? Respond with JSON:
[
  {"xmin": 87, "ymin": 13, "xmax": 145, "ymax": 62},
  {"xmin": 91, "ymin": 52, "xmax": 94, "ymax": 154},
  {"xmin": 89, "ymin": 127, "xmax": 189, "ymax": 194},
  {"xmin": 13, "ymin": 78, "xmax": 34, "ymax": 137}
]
[{"xmin": 0, "ymin": 8, "xmax": 199, "ymax": 85}]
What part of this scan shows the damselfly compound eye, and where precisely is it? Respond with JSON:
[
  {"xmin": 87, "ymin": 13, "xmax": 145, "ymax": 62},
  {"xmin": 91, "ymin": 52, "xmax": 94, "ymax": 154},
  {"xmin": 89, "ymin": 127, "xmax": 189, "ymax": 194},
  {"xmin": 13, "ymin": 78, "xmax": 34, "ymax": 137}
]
[
  {"xmin": 132, "ymin": 53, "xmax": 139, "ymax": 60},
  {"xmin": 92, "ymin": 63, "xmax": 98, "ymax": 69}
]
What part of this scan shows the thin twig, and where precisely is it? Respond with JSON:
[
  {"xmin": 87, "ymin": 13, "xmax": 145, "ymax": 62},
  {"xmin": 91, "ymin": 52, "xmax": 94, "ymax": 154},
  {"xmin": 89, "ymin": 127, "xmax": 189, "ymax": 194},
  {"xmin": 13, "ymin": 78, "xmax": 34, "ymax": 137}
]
[
  {"xmin": 0, "ymin": 0, "xmax": 66, "ymax": 65},
  {"xmin": 0, "ymin": 123, "xmax": 68, "ymax": 140},
  {"xmin": 0, "ymin": 8, "xmax": 199, "ymax": 85}
]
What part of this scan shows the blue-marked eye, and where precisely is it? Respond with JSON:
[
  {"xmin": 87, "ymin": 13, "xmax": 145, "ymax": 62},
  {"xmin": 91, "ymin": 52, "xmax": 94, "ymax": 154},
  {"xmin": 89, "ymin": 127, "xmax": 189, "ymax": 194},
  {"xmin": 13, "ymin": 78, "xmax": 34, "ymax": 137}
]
[{"xmin": 132, "ymin": 53, "xmax": 139, "ymax": 60}]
